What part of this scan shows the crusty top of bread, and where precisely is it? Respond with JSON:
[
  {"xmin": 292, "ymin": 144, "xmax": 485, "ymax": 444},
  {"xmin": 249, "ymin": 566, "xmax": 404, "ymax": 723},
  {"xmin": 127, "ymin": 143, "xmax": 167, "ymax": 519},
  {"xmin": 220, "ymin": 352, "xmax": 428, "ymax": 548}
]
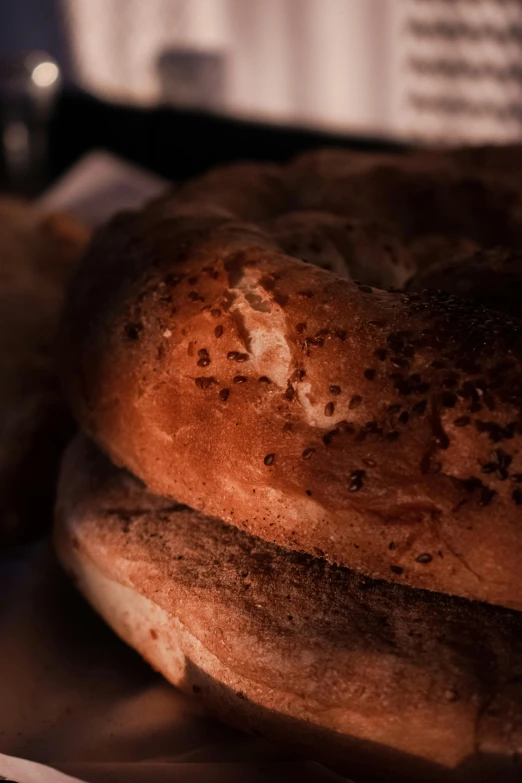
[{"xmin": 59, "ymin": 163, "xmax": 522, "ymax": 608}]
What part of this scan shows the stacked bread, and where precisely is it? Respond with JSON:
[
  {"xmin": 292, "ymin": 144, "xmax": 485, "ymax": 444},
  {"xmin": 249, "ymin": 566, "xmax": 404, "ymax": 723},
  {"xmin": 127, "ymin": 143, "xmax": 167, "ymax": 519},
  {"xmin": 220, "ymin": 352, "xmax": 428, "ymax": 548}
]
[{"xmin": 55, "ymin": 147, "xmax": 522, "ymax": 782}]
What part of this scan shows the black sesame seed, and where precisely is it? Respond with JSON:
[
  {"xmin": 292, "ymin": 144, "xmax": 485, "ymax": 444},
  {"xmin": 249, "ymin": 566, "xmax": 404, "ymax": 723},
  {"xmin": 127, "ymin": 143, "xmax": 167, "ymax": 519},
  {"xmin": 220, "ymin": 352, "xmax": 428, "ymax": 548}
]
[
  {"xmin": 219, "ymin": 388, "xmax": 230, "ymax": 402},
  {"xmin": 323, "ymin": 429, "xmax": 338, "ymax": 446},
  {"xmin": 197, "ymin": 357, "xmax": 210, "ymax": 367},
  {"xmin": 390, "ymin": 565, "xmax": 403, "ymax": 575},
  {"xmin": 302, "ymin": 448, "xmax": 315, "ymax": 459},
  {"xmin": 306, "ymin": 489, "xmax": 312, "ymax": 496},
  {"xmin": 413, "ymin": 400, "xmax": 427, "ymax": 415},
  {"xmin": 329, "ymin": 385, "xmax": 341, "ymax": 395},
  {"xmin": 259, "ymin": 376, "xmax": 272, "ymax": 383},
  {"xmin": 296, "ymin": 322, "xmax": 307, "ymax": 333},
  {"xmin": 463, "ymin": 477, "xmax": 482, "ymax": 492},
  {"xmin": 454, "ymin": 415, "xmax": 470, "ymax": 427},
  {"xmin": 513, "ymin": 489, "xmax": 522, "ymax": 505},
  {"xmin": 214, "ymin": 325, "xmax": 223, "ymax": 338},
  {"xmin": 374, "ymin": 348, "xmax": 387, "ymax": 361},
  {"xmin": 285, "ymin": 386, "xmax": 295, "ymax": 401},
  {"xmin": 264, "ymin": 453, "xmax": 275, "ymax": 466},
  {"xmin": 325, "ymin": 402, "xmax": 334, "ymax": 417},
  {"xmin": 233, "ymin": 375, "xmax": 247, "ymax": 383},
  {"xmin": 227, "ymin": 351, "xmax": 248, "ymax": 362},
  {"xmin": 349, "ymin": 395, "xmax": 362, "ymax": 409},
  {"xmin": 416, "ymin": 553, "xmax": 433, "ymax": 564},
  {"xmin": 358, "ymin": 284, "xmax": 373, "ymax": 293},
  {"xmin": 349, "ymin": 469, "xmax": 365, "ymax": 492}
]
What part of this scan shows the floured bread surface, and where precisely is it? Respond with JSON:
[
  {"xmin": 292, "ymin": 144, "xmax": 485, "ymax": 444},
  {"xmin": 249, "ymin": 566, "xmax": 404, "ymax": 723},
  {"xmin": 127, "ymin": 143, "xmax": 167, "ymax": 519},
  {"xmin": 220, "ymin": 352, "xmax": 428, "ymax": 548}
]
[{"xmin": 55, "ymin": 436, "xmax": 522, "ymax": 783}]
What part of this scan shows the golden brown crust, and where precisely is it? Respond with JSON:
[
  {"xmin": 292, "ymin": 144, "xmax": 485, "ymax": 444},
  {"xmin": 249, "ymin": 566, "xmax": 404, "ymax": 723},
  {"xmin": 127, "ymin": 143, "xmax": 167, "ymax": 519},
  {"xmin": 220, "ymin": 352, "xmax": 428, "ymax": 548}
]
[
  {"xmin": 55, "ymin": 436, "xmax": 522, "ymax": 782},
  {"xmin": 59, "ymin": 187, "xmax": 522, "ymax": 609}
]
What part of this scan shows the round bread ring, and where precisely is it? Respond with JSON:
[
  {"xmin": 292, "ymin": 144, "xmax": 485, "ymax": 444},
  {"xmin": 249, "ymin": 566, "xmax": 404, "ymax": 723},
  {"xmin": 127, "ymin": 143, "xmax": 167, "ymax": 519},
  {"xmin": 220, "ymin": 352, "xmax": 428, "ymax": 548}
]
[
  {"xmin": 55, "ymin": 436, "xmax": 522, "ymax": 783},
  {"xmin": 60, "ymin": 199, "xmax": 522, "ymax": 610}
]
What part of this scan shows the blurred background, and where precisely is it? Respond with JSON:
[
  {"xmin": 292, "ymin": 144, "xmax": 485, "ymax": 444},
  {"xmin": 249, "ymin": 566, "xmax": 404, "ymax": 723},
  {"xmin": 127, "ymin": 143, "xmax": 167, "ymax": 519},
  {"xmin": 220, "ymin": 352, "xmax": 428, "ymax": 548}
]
[{"xmin": 3, "ymin": 0, "xmax": 522, "ymax": 191}]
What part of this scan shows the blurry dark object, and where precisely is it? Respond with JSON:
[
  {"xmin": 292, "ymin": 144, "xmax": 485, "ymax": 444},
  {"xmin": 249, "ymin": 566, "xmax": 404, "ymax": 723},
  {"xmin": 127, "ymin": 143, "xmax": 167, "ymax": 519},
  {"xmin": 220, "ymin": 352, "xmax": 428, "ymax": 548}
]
[
  {"xmin": 157, "ymin": 48, "xmax": 226, "ymax": 110},
  {"xmin": 0, "ymin": 199, "xmax": 89, "ymax": 544},
  {"xmin": 47, "ymin": 90, "xmax": 407, "ymax": 187},
  {"xmin": 0, "ymin": 51, "xmax": 61, "ymax": 195}
]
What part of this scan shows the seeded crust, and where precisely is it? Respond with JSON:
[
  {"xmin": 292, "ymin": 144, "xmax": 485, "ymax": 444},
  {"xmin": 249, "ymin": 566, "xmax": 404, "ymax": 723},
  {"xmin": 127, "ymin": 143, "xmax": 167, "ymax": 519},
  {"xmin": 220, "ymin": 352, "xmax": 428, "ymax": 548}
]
[
  {"xmin": 408, "ymin": 248, "xmax": 522, "ymax": 319},
  {"xmin": 288, "ymin": 147, "xmax": 522, "ymax": 246},
  {"xmin": 59, "ymin": 154, "xmax": 522, "ymax": 610},
  {"xmin": 266, "ymin": 211, "xmax": 415, "ymax": 287},
  {"xmin": 55, "ymin": 436, "xmax": 522, "ymax": 783}
]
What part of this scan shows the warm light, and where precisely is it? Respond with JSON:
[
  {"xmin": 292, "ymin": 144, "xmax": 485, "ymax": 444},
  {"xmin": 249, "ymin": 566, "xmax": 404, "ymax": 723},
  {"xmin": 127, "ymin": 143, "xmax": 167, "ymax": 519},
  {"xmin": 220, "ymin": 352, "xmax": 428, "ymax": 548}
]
[{"xmin": 31, "ymin": 61, "xmax": 59, "ymax": 88}]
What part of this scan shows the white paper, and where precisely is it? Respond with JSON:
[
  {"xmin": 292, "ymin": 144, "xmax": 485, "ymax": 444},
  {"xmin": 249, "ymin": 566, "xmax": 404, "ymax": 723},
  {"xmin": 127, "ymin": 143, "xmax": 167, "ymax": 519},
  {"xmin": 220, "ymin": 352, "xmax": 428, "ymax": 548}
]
[
  {"xmin": 0, "ymin": 754, "xmax": 84, "ymax": 783},
  {"xmin": 37, "ymin": 150, "xmax": 168, "ymax": 226}
]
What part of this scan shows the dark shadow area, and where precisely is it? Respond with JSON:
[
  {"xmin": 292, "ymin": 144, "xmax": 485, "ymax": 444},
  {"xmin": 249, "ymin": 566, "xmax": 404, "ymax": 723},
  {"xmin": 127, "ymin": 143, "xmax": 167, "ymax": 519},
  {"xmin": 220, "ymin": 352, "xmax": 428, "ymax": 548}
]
[
  {"xmin": 184, "ymin": 658, "xmax": 522, "ymax": 783},
  {"xmin": 47, "ymin": 89, "xmax": 407, "ymax": 187}
]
